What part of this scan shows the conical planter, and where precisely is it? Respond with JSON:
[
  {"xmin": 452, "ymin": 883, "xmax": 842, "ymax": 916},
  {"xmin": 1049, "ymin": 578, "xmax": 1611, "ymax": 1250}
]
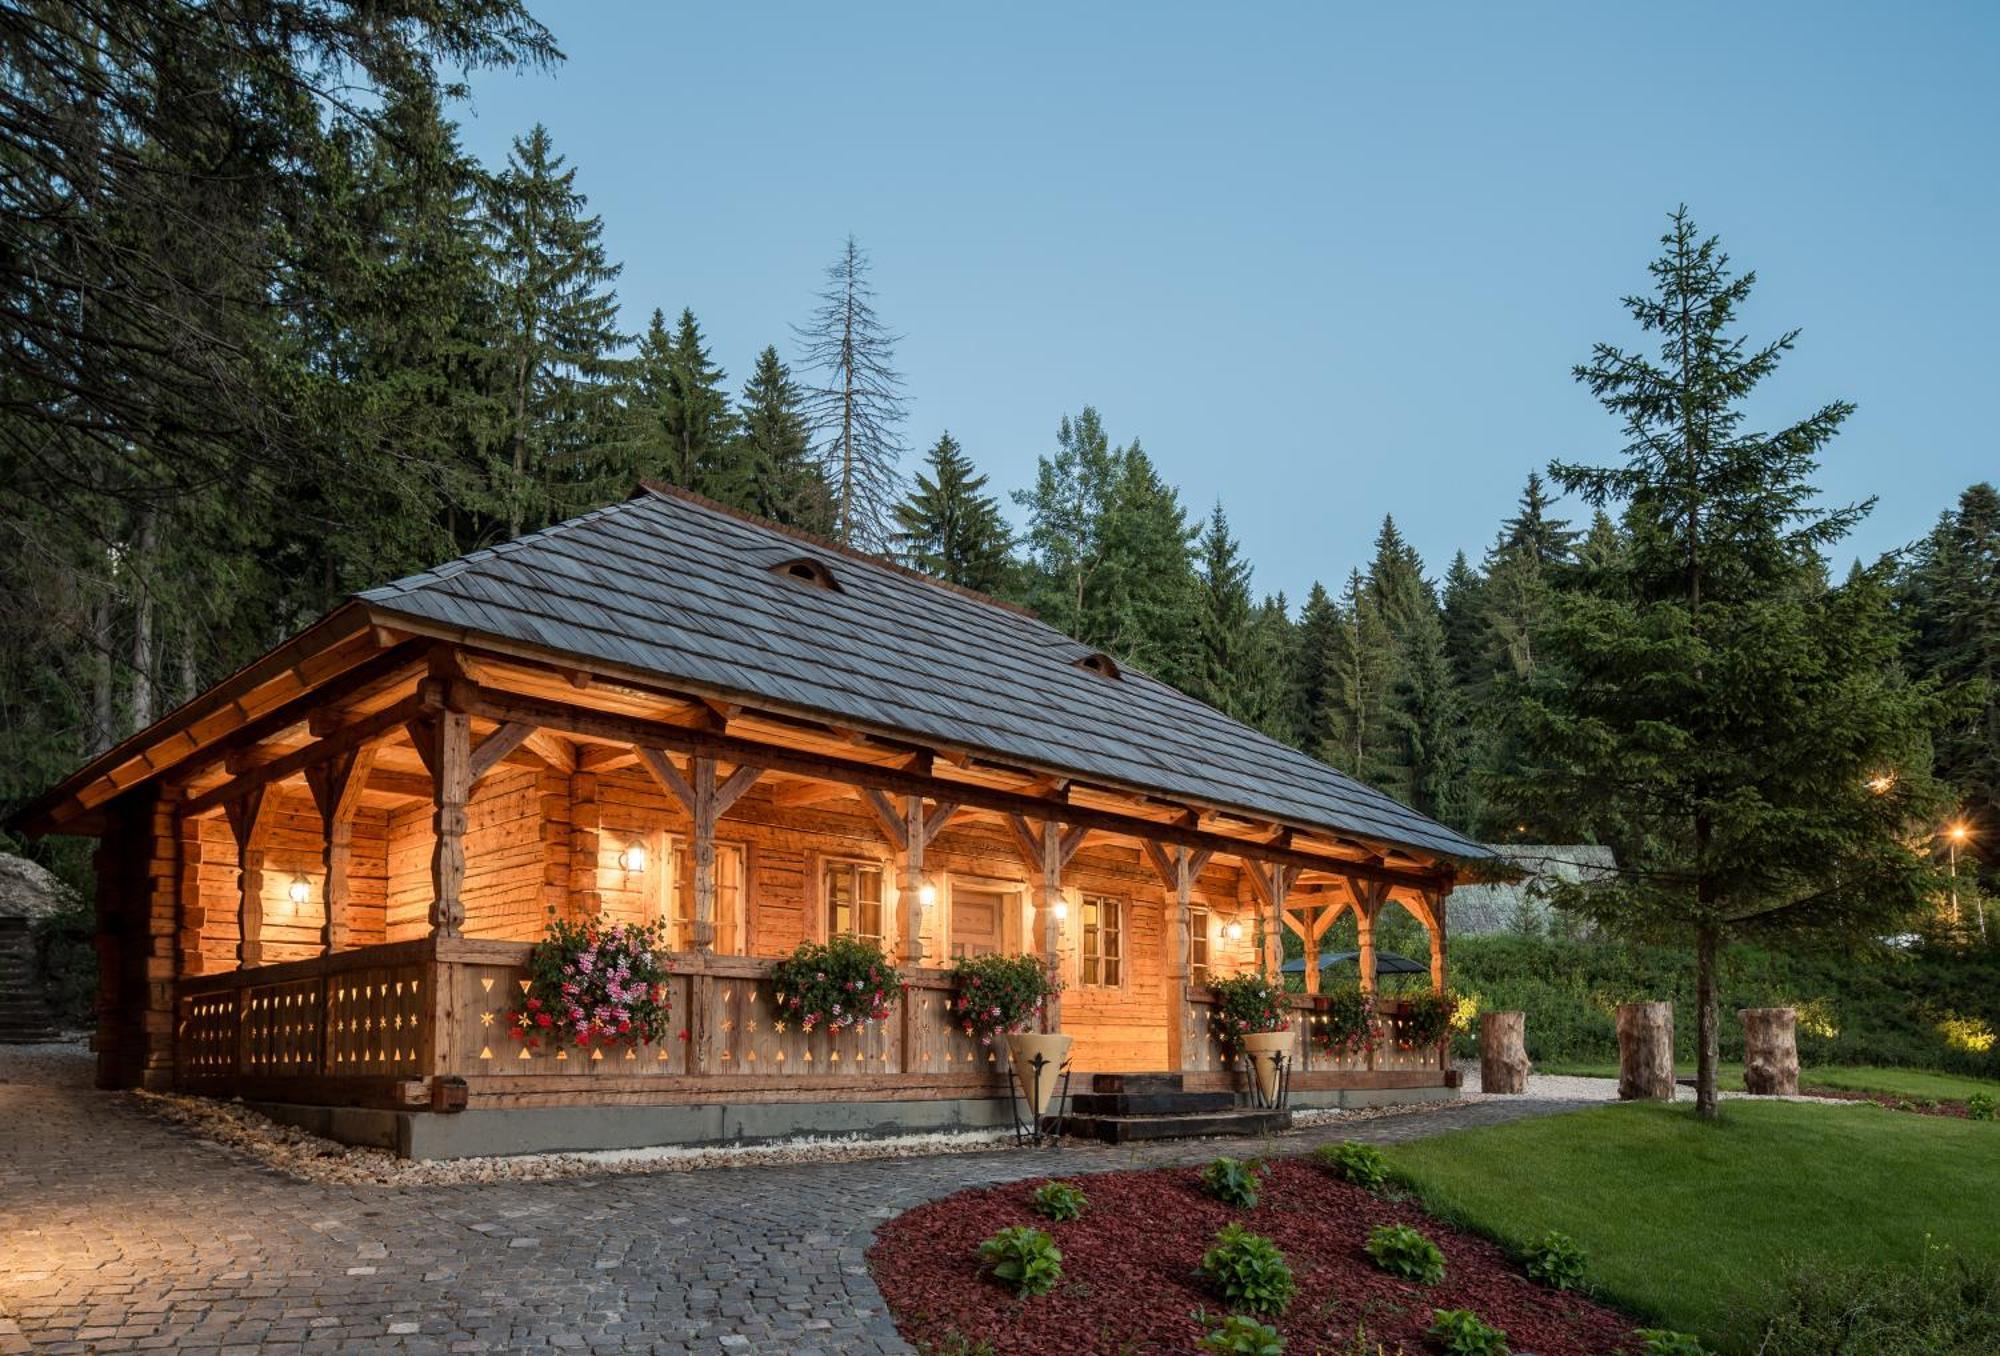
[
  {"xmin": 1005, "ymin": 1032, "xmax": 1074, "ymax": 1117},
  {"xmin": 1238, "ymin": 1030, "xmax": 1291, "ymax": 1105}
]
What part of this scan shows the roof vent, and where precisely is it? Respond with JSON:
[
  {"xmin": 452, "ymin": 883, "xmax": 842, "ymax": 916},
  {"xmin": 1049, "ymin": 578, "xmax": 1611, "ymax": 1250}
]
[
  {"xmin": 1075, "ymin": 651, "xmax": 1121, "ymax": 680},
  {"xmin": 772, "ymin": 556, "xmax": 840, "ymax": 591}
]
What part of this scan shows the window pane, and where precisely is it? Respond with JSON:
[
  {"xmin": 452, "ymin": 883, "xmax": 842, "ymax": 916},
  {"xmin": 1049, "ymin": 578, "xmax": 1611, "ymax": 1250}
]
[{"xmin": 826, "ymin": 864, "xmax": 852, "ymax": 938}]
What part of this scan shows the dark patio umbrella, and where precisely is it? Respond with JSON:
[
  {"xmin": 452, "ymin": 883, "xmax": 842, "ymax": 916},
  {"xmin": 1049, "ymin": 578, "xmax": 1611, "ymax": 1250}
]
[{"xmin": 1280, "ymin": 949, "xmax": 1428, "ymax": 976}]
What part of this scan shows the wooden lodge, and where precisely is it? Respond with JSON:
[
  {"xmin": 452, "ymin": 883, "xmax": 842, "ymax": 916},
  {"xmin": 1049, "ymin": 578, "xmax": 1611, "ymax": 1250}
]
[{"xmin": 15, "ymin": 486, "xmax": 1491, "ymax": 1158}]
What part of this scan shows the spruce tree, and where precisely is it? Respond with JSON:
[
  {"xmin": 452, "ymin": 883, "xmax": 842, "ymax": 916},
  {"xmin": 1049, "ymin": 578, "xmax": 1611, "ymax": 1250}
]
[
  {"xmin": 1095, "ymin": 442, "xmax": 1199, "ymax": 687},
  {"xmin": 1192, "ymin": 503, "xmax": 1256, "ymax": 715},
  {"xmin": 1015, "ymin": 408, "xmax": 1121, "ymax": 640},
  {"xmin": 892, "ymin": 433, "xmax": 1013, "ymax": 593},
  {"xmin": 1900, "ymin": 482, "xmax": 2000, "ymax": 892},
  {"xmin": 733, "ymin": 346, "xmax": 832, "ymax": 532},
  {"xmin": 627, "ymin": 308, "xmax": 740, "ymax": 499},
  {"xmin": 795, "ymin": 236, "xmax": 907, "ymax": 548},
  {"xmin": 1292, "ymin": 581, "xmax": 1343, "ymax": 753},
  {"xmin": 484, "ymin": 123, "xmax": 631, "ymax": 538},
  {"xmin": 1439, "ymin": 551, "xmax": 1488, "ymax": 694},
  {"xmin": 1321, "ymin": 570, "xmax": 1397, "ymax": 785},
  {"xmin": 1517, "ymin": 208, "xmax": 1945, "ymax": 1118}
]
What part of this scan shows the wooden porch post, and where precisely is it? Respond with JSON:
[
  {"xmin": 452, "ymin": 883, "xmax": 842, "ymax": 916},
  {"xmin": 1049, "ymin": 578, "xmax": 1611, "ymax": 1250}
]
[
  {"xmin": 1146, "ymin": 842, "xmax": 1212, "ymax": 1072},
  {"xmin": 305, "ymin": 745, "xmax": 377, "ymax": 954},
  {"xmin": 638, "ymin": 749, "xmax": 762, "ymax": 953},
  {"xmin": 1241, "ymin": 859, "xmax": 1295, "ymax": 981},
  {"xmin": 1006, "ymin": 815, "xmax": 1087, "ymax": 1033},
  {"xmin": 1354, "ymin": 880, "xmax": 1390, "ymax": 995},
  {"xmin": 1425, "ymin": 886, "xmax": 1449, "ymax": 993},
  {"xmin": 223, "ymin": 785, "xmax": 270, "ymax": 968},
  {"xmin": 862, "ymin": 791, "xmax": 961, "ymax": 966},
  {"xmin": 406, "ymin": 703, "xmax": 473, "ymax": 939}
]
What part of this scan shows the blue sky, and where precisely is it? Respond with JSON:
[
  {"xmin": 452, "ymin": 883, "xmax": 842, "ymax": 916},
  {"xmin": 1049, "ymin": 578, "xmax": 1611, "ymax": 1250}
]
[{"xmin": 460, "ymin": 3, "xmax": 1997, "ymax": 604}]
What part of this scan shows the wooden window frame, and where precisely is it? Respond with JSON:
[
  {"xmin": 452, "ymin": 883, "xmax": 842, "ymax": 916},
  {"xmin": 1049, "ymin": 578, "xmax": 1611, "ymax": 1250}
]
[
  {"xmin": 1188, "ymin": 904, "xmax": 1211, "ymax": 986},
  {"xmin": 1077, "ymin": 891, "xmax": 1126, "ymax": 990},
  {"xmin": 816, "ymin": 853, "xmax": 888, "ymax": 946},
  {"xmin": 662, "ymin": 834, "xmax": 750, "ymax": 954}
]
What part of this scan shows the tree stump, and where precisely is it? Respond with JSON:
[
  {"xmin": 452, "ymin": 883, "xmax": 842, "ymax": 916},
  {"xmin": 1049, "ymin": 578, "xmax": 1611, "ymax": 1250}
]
[
  {"xmin": 1616, "ymin": 1001, "xmax": 1676, "ymax": 1101},
  {"xmin": 1739, "ymin": 1007, "xmax": 1800, "ymax": 1095},
  {"xmin": 1478, "ymin": 1011, "xmax": 1529, "ymax": 1094}
]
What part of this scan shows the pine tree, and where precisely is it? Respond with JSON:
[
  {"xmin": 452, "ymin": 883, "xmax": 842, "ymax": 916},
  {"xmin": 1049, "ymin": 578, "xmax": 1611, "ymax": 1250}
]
[
  {"xmin": 1392, "ymin": 606, "xmax": 1474, "ymax": 828},
  {"xmin": 1439, "ymin": 551, "xmax": 1487, "ymax": 693},
  {"xmin": 1519, "ymin": 208, "xmax": 1945, "ymax": 1118},
  {"xmin": 1192, "ymin": 503, "xmax": 1255, "ymax": 715},
  {"xmin": 732, "ymin": 345, "xmax": 832, "ymax": 532},
  {"xmin": 1292, "ymin": 581, "xmax": 1342, "ymax": 753},
  {"xmin": 1321, "ymin": 570, "xmax": 1397, "ymax": 784},
  {"xmin": 1901, "ymin": 482, "xmax": 2000, "ymax": 890},
  {"xmin": 795, "ymin": 236, "xmax": 906, "ymax": 548},
  {"xmin": 484, "ymin": 123, "xmax": 631, "ymax": 539},
  {"xmin": 1367, "ymin": 515, "xmax": 1432, "ymax": 645},
  {"xmin": 627, "ymin": 308, "xmax": 740, "ymax": 499},
  {"xmin": 1015, "ymin": 408, "xmax": 1121, "ymax": 640},
  {"xmin": 892, "ymin": 433, "xmax": 1013, "ymax": 593}
]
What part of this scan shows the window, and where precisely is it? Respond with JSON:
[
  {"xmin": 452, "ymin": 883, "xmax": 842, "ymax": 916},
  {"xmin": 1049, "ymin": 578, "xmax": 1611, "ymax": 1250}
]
[
  {"xmin": 771, "ymin": 556, "xmax": 840, "ymax": 591},
  {"xmin": 824, "ymin": 860, "xmax": 884, "ymax": 943},
  {"xmin": 1080, "ymin": 893, "xmax": 1122, "ymax": 987},
  {"xmin": 665, "ymin": 838, "xmax": 745, "ymax": 953},
  {"xmin": 1188, "ymin": 906, "xmax": 1210, "ymax": 984}
]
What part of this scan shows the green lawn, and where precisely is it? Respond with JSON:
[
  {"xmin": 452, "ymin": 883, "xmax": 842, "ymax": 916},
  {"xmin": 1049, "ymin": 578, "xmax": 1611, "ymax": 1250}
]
[
  {"xmin": 1386, "ymin": 1100, "xmax": 2000, "ymax": 1353},
  {"xmin": 1532, "ymin": 1061, "xmax": 1999, "ymax": 1101}
]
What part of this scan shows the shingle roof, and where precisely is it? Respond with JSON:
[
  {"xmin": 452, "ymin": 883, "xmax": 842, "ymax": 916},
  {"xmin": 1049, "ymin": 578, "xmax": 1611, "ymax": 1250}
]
[
  {"xmin": 360, "ymin": 488, "xmax": 1491, "ymax": 864},
  {"xmin": 1446, "ymin": 845, "xmax": 1616, "ymax": 934}
]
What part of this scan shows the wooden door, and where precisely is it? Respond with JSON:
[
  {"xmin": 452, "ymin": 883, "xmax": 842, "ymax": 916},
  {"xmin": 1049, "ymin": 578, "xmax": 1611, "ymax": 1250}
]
[{"xmin": 950, "ymin": 887, "xmax": 1004, "ymax": 958}]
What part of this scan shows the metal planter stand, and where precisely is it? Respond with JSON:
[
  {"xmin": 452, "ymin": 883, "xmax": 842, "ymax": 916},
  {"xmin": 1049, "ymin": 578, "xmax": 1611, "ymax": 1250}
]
[
  {"xmin": 1008, "ymin": 1051, "xmax": 1074, "ymax": 1148},
  {"xmin": 1246, "ymin": 1050, "xmax": 1291, "ymax": 1111}
]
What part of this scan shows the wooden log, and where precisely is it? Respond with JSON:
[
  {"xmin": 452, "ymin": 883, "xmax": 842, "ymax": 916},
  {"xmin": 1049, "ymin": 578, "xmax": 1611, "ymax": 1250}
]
[
  {"xmin": 1616, "ymin": 1001, "xmax": 1676, "ymax": 1101},
  {"xmin": 1739, "ymin": 1006, "xmax": 1800, "ymax": 1095},
  {"xmin": 1478, "ymin": 1010, "xmax": 1529, "ymax": 1094}
]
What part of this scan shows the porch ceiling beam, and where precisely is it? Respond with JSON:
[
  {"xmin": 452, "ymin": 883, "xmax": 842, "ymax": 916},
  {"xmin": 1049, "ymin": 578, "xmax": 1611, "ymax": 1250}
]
[
  {"xmin": 181, "ymin": 691, "xmax": 430, "ymax": 820},
  {"xmin": 768, "ymin": 778, "xmax": 856, "ymax": 808},
  {"xmin": 457, "ymin": 683, "xmax": 1453, "ymax": 892}
]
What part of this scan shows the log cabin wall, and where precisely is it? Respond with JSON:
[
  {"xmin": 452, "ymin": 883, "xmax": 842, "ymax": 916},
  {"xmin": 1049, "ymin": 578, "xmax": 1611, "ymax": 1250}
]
[
  {"xmin": 174, "ymin": 754, "xmax": 1276, "ymax": 1077},
  {"xmin": 187, "ymin": 792, "xmax": 391, "ymax": 973}
]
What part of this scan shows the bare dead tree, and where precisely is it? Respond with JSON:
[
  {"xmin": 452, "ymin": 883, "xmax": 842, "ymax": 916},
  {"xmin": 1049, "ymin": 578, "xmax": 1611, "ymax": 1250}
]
[{"xmin": 793, "ymin": 236, "xmax": 907, "ymax": 549}]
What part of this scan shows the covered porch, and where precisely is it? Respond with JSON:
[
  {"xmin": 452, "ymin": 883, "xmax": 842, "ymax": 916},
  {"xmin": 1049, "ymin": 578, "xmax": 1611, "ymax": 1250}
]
[{"xmin": 113, "ymin": 648, "xmax": 1452, "ymax": 1154}]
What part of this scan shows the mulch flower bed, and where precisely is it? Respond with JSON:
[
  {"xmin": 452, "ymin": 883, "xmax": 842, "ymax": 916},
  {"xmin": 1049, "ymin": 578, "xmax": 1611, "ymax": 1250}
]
[
  {"xmin": 1801, "ymin": 1086, "xmax": 1971, "ymax": 1118},
  {"xmin": 869, "ymin": 1157, "xmax": 1645, "ymax": 1355}
]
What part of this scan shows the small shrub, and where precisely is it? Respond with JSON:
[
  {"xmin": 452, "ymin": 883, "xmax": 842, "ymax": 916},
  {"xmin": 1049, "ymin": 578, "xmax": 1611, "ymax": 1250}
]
[
  {"xmin": 1199, "ymin": 1312, "xmax": 1286, "ymax": 1354},
  {"xmin": 1967, "ymin": 1091, "xmax": 1996, "ymax": 1121},
  {"xmin": 1200, "ymin": 1222, "xmax": 1297, "ymax": 1316},
  {"xmin": 952, "ymin": 953, "xmax": 1061, "ymax": 1046},
  {"xmin": 1428, "ymin": 1308, "xmax": 1510, "ymax": 1355},
  {"xmin": 976, "ymin": 1225, "xmax": 1062, "ymax": 1298},
  {"xmin": 1030, "ymin": 1180, "xmax": 1087, "ymax": 1223},
  {"xmin": 1636, "ymin": 1330, "xmax": 1709, "ymax": 1356},
  {"xmin": 1201, "ymin": 1155, "xmax": 1266, "ymax": 1209},
  {"xmin": 1312, "ymin": 982, "xmax": 1377, "ymax": 1057},
  {"xmin": 1523, "ymin": 1229, "xmax": 1588, "ymax": 1291},
  {"xmin": 1365, "ymin": 1222, "xmax": 1446, "ymax": 1285},
  {"xmin": 1755, "ymin": 1250, "xmax": 2000, "ymax": 1355},
  {"xmin": 1314, "ymin": 1140, "xmax": 1390, "ymax": 1190}
]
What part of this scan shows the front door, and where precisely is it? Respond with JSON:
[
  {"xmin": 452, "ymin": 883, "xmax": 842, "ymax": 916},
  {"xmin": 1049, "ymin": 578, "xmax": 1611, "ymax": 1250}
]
[{"xmin": 950, "ymin": 887, "xmax": 1005, "ymax": 958}]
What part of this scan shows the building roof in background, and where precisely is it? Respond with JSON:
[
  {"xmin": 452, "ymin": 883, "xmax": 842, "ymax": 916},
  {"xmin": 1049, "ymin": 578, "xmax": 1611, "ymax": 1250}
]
[
  {"xmin": 1445, "ymin": 844, "xmax": 1616, "ymax": 934},
  {"xmin": 360, "ymin": 486, "xmax": 1491, "ymax": 866}
]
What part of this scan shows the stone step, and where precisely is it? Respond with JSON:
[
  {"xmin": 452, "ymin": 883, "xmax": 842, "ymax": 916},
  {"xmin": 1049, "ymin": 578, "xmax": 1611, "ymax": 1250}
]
[
  {"xmin": 1061, "ymin": 1108, "xmax": 1292, "ymax": 1144},
  {"xmin": 1067, "ymin": 1090, "xmax": 1238, "ymax": 1117},
  {"xmin": 1087, "ymin": 1071, "xmax": 1187, "ymax": 1096}
]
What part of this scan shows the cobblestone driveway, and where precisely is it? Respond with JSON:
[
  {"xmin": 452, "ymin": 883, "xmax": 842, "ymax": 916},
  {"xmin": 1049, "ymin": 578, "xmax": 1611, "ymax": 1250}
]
[{"xmin": 0, "ymin": 1047, "xmax": 1588, "ymax": 1355}]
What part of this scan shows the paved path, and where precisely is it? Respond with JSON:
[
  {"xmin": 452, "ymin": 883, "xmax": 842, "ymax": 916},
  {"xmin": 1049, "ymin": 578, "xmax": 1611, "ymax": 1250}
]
[{"xmin": 0, "ymin": 1046, "xmax": 1589, "ymax": 1355}]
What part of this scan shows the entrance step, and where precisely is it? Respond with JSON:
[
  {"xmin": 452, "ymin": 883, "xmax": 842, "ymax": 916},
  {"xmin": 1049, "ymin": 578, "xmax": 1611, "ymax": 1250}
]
[
  {"xmin": 1086, "ymin": 1071, "xmax": 1189, "ymax": 1096},
  {"xmin": 1061, "ymin": 1108, "xmax": 1292, "ymax": 1144},
  {"xmin": 1068, "ymin": 1090, "xmax": 1237, "ymax": 1117}
]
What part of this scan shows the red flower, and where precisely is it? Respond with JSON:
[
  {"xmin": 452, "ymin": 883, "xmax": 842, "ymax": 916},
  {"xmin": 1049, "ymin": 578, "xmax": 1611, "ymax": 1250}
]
[{"xmin": 535, "ymin": 1012, "xmax": 553, "ymax": 1028}]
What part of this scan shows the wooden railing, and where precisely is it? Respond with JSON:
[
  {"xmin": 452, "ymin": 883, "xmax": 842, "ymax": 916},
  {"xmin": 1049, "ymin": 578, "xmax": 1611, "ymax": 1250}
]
[
  {"xmin": 175, "ymin": 938, "xmax": 1009, "ymax": 1108},
  {"xmin": 1181, "ymin": 989, "xmax": 1451, "ymax": 1083}
]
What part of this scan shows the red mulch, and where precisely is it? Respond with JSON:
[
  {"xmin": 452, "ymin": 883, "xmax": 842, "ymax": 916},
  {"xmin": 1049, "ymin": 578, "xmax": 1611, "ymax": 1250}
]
[
  {"xmin": 869, "ymin": 1158, "xmax": 1645, "ymax": 1355},
  {"xmin": 1802, "ymin": 1086, "xmax": 1971, "ymax": 1118}
]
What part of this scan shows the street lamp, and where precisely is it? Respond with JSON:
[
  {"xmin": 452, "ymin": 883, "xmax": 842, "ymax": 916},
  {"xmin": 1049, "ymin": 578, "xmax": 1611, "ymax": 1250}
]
[{"xmin": 1945, "ymin": 822, "xmax": 1978, "ymax": 938}]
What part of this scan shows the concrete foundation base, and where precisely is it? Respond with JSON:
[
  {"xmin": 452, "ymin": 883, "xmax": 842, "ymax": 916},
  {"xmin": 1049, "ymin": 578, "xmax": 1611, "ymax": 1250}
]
[
  {"xmin": 1287, "ymin": 1084, "xmax": 1460, "ymax": 1112},
  {"xmin": 249, "ymin": 1095, "xmax": 1020, "ymax": 1160}
]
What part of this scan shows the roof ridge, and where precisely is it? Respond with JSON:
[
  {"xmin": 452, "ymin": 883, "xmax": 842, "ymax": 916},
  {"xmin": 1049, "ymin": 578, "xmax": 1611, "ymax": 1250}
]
[{"xmin": 633, "ymin": 481, "xmax": 1042, "ymax": 620}]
